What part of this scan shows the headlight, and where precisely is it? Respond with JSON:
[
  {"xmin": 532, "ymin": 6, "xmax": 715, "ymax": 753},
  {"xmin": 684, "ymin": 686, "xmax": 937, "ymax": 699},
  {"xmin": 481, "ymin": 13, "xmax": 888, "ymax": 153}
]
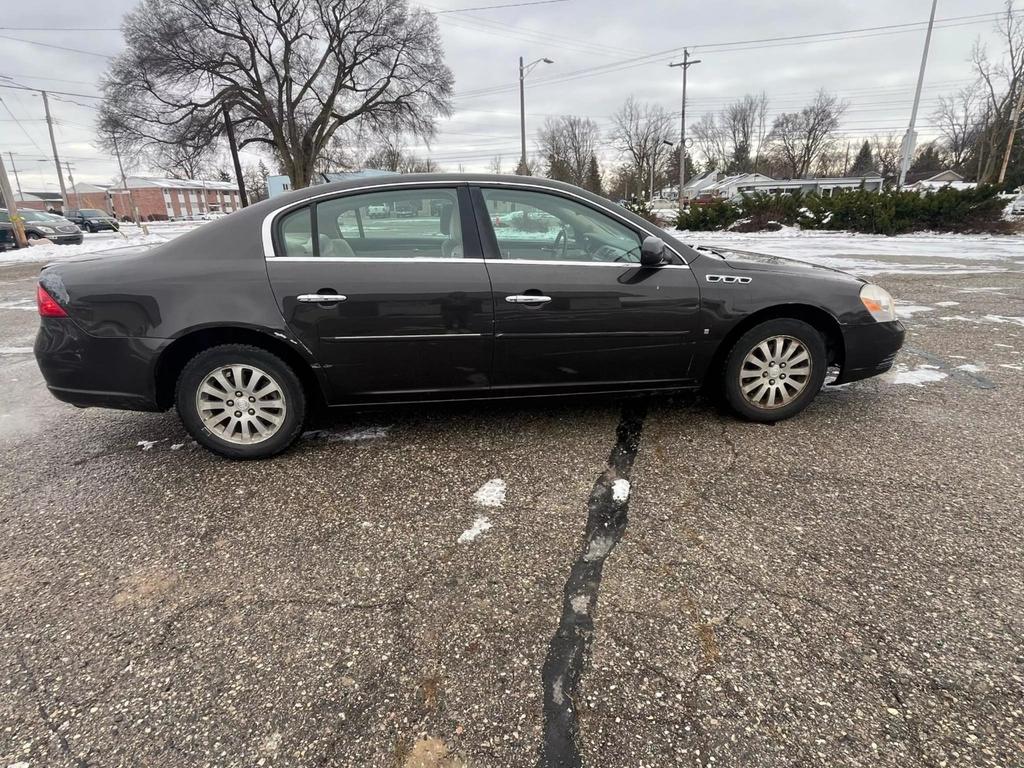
[
  {"xmin": 38, "ymin": 226, "xmax": 55, "ymax": 234},
  {"xmin": 860, "ymin": 283, "xmax": 896, "ymax": 322},
  {"xmin": 89, "ymin": 219, "xmax": 99, "ymax": 224}
]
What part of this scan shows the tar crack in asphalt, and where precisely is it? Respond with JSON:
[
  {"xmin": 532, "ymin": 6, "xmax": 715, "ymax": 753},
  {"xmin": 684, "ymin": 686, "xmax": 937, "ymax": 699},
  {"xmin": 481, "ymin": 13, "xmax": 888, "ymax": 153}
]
[{"xmin": 537, "ymin": 399, "xmax": 648, "ymax": 768}]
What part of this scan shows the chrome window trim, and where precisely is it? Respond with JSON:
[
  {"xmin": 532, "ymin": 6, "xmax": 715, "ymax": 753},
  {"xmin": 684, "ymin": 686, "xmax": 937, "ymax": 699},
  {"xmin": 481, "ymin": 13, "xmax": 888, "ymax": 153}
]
[
  {"xmin": 260, "ymin": 179, "xmax": 688, "ymax": 264},
  {"xmin": 265, "ymin": 255, "xmax": 688, "ymax": 269}
]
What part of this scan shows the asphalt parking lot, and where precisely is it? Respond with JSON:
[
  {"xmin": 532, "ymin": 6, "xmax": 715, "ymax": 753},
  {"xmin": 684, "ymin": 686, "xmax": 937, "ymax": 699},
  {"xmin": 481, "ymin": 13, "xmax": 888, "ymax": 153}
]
[{"xmin": 1, "ymin": 251, "xmax": 1022, "ymax": 767}]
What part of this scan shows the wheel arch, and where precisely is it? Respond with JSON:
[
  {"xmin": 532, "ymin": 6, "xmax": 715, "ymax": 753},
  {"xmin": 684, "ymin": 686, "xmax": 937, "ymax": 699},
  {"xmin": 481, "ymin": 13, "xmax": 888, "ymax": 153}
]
[
  {"xmin": 154, "ymin": 325, "xmax": 327, "ymax": 411},
  {"xmin": 705, "ymin": 303, "xmax": 845, "ymax": 390}
]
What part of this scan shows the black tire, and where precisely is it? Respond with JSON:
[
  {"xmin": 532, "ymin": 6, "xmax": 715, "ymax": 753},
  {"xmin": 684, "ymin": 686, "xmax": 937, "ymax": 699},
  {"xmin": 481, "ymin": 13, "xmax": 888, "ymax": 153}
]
[
  {"xmin": 86, "ymin": 224, "xmax": 95, "ymax": 233},
  {"xmin": 176, "ymin": 344, "xmax": 306, "ymax": 459},
  {"xmin": 26, "ymin": 232, "xmax": 40, "ymax": 240},
  {"xmin": 723, "ymin": 318, "xmax": 827, "ymax": 423}
]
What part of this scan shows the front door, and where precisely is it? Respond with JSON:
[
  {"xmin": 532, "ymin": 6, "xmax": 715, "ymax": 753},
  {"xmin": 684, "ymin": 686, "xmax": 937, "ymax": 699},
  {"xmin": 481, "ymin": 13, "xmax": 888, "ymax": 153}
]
[
  {"xmin": 473, "ymin": 185, "xmax": 701, "ymax": 393},
  {"xmin": 266, "ymin": 185, "xmax": 494, "ymax": 402}
]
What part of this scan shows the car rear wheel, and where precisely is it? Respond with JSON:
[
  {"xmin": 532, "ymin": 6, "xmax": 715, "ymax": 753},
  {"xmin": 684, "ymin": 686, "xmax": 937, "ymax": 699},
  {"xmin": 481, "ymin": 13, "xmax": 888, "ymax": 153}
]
[
  {"xmin": 724, "ymin": 318, "xmax": 827, "ymax": 422},
  {"xmin": 176, "ymin": 344, "xmax": 306, "ymax": 459}
]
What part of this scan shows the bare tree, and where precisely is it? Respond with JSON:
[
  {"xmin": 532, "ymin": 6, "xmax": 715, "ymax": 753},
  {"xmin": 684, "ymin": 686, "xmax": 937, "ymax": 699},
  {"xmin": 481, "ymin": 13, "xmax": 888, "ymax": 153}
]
[
  {"xmin": 971, "ymin": 2, "xmax": 1024, "ymax": 183},
  {"xmin": 691, "ymin": 112, "xmax": 729, "ymax": 170},
  {"xmin": 872, "ymin": 133, "xmax": 902, "ymax": 181},
  {"xmin": 767, "ymin": 90, "xmax": 848, "ymax": 177},
  {"xmin": 537, "ymin": 115, "xmax": 601, "ymax": 186},
  {"xmin": 933, "ymin": 87, "xmax": 982, "ymax": 171},
  {"xmin": 363, "ymin": 133, "xmax": 440, "ymax": 172},
  {"xmin": 609, "ymin": 96, "xmax": 676, "ymax": 195},
  {"xmin": 98, "ymin": 0, "xmax": 453, "ymax": 189},
  {"xmin": 488, "ymin": 155, "xmax": 504, "ymax": 174}
]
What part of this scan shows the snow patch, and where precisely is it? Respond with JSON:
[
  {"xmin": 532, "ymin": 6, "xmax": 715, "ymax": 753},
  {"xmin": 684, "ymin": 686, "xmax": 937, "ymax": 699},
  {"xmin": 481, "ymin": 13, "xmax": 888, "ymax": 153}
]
[
  {"xmin": 137, "ymin": 439, "xmax": 164, "ymax": 451},
  {"xmin": 999, "ymin": 363, "xmax": 1024, "ymax": 371},
  {"xmin": 0, "ymin": 347, "xmax": 33, "ymax": 355},
  {"xmin": 457, "ymin": 515, "xmax": 493, "ymax": 544},
  {"xmin": 583, "ymin": 534, "xmax": 615, "ymax": 562},
  {"xmin": 895, "ymin": 304, "xmax": 934, "ymax": 319},
  {"xmin": 934, "ymin": 301, "xmax": 960, "ymax": 307},
  {"xmin": 883, "ymin": 365, "xmax": 948, "ymax": 387},
  {"xmin": 611, "ymin": 478, "xmax": 631, "ymax": 503},
  {"xmin": 472, "ymin": 478, "xmax": 506, "ymax": 508},
  {"xmin": 954, "ymin": 363, "xmax": 986, "ymax": 373},
  {"xmin": 570, "ymin": 593, "xmax": 590, "ymax": 614},
  {"xmin": 303, "ymin": 426, "xmax": 389, "ymax": 442}
]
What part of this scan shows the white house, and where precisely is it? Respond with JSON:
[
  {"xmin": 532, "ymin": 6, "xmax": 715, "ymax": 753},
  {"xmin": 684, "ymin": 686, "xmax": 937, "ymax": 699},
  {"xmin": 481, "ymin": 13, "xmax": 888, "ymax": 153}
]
[{"xmin": 903, "ymin": 170, "xmax": 975, "ymax": 193}]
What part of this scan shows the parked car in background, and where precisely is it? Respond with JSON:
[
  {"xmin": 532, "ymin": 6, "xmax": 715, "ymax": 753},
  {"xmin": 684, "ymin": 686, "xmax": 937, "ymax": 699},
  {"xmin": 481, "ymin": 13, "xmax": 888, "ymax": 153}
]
[
  {"xmin": 394, "ymin": 202, "xmax": 417, "ymax": 218},
  {"xmin": 1010, "ymin": 196, "xmax": 1024, "ymax": 216},
  {"xmin": 64, "ymin": 209, "xmax": 120, "ymax": 233},
  {"xmin": 367, "ymin": 203, "xmax": 389, "ymax": 218},
  {"xmin": 33, "ymin": 174, "xmax": 905, "ymax": 459},
  {"xmin": 0, "ymin": 209, "xmax": 84, "ymax": 244}
]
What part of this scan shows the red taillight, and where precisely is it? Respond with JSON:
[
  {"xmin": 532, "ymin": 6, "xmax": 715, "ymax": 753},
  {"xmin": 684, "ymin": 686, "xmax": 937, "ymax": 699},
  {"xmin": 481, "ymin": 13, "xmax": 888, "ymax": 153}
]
[{"xmin": 37, "ymin": 284, "xmax": 68, "ymax": 318}]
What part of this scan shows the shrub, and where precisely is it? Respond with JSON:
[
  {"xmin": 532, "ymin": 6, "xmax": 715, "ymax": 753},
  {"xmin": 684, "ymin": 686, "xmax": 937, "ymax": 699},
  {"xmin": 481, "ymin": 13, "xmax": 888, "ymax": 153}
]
[{"xmin": 674, "ymin": 185, "xmax": 1013, "ymax": 235}]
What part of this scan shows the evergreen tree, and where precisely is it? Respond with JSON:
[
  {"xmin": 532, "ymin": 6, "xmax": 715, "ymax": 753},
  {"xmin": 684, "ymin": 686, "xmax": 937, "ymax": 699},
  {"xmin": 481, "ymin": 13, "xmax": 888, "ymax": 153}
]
[
  {"xmin": 584, "ymin": 154, "xmax": 603, "ymax": 195},
  {"xmin": 848, "ymin": 140, "xmax": 875, "ymax": 176},
  {"xmin": 909, "ymin": 143, "xmax": 946, "ymax": 176},
  {"xmin": 726, "ymin": 141, "xmax": 752, "ymax": 173}
]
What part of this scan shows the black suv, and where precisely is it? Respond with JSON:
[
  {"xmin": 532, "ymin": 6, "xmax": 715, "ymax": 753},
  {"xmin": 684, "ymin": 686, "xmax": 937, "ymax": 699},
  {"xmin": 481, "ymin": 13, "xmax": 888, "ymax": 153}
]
[
  {"xmin": 0, "ymin": 209, "xmax": 84, "ymax": 245},
  {"xmin": 64, "ymin": 208, "xmax": 120, "ymax": 233}
]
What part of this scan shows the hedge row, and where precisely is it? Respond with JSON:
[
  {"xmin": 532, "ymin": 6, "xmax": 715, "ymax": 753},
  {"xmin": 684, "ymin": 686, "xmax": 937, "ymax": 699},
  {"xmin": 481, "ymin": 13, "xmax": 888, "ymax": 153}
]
[{"xmin": 674, "ymin": 186, "xmax": 1013, "ymax": 235}]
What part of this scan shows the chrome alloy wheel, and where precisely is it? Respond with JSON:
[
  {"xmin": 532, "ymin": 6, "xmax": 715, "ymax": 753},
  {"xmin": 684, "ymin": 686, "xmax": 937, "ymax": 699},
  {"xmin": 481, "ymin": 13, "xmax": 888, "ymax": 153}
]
[
  {"xmin": 195, "ymin": 364, "xmax": 286, "ymax": 444},
  {"xmin": 738, "ymin": 335, "xmax": 812, "ymax": 410}
]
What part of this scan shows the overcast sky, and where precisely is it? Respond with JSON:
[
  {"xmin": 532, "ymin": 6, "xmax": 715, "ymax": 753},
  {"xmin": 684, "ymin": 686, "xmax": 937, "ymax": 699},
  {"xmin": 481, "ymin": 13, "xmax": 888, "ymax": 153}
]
[{"xmin": 0, "ymin": 0, "xmax": 1013, "ymax": 191}]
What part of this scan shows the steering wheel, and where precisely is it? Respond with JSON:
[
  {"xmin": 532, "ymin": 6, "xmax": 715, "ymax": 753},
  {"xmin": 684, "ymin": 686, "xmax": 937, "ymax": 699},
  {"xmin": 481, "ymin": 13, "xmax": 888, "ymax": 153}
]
[{"xmin": 553, "ymin": 227, "xmax": 568, "ymax": 260}]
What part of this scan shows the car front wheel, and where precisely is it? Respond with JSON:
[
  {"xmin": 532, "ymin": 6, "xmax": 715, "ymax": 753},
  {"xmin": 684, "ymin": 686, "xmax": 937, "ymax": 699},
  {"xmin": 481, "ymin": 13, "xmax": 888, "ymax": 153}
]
[
  {"xmin": 723, "ymin": 318, "xmax": 827, "ymax": 422},
  {"xmin": 176, "ymin": 344, "xmax": 306, "ymax": 459}
]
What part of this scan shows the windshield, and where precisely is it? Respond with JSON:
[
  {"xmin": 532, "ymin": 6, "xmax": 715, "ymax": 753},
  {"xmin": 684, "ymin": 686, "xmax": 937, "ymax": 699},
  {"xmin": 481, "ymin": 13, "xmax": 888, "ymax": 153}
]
[
  {"xmin": 80, "ymin": 209, "xmax": 107, "ymax": 217},
  {"xmin": 19, "ymin": 210, "xmax": 58, "ymax": 222}
]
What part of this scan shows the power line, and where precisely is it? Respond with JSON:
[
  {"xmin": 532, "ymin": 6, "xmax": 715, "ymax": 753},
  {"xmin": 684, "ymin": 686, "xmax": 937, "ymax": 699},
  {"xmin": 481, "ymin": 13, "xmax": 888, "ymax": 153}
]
[
  {"xmin": 432, "ymin": 0, "xmax": 567, "ymax": 12},
  {"xmin": 0, "ymin": 97, "xmax": 47, "ymax": 157},
  {"xmin": 451, "ymin": 9, "xmax": 1018, "ymax": 100},
  {"xmin": 0, "ymin": 34, "xmax": 113, "ymax": 59}
]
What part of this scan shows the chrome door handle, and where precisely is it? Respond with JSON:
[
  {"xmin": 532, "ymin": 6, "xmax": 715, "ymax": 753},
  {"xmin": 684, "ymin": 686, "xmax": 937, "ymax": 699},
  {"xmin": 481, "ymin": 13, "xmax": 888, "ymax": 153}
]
[
  {"xmin": 505, "ymin": 294, "xmax": 552, "ymax": 305},
  {"xmin": 297, "ymin": 293, "xmax": 347, "ymax": 303}
]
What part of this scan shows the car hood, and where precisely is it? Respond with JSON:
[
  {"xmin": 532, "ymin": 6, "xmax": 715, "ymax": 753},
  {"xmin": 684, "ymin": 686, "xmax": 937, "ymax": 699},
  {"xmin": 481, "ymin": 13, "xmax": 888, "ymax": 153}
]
[{"xmin": 696, "ymin": 246, "xmax": 865, "ymax": 284}]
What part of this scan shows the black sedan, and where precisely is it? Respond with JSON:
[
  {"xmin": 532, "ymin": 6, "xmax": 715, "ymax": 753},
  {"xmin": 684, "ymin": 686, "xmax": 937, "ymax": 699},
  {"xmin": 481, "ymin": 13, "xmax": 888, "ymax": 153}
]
[
  {"xmin": 0, "ymin": 209, "xmax": 84, "ymax": 244},
  {"xmin": 34, "ymin": 175, "xmax": 904, "ymax": 459},
  {"xmin": 63, "ymin": 208, "xmax": 120, "ymax": 233}
]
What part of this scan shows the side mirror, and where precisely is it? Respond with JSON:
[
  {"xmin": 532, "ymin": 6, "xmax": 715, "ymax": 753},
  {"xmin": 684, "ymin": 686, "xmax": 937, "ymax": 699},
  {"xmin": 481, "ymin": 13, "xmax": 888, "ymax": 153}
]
[{"xmin": 640, "ymin": 236, "xmax": 668, "ymax": 267}]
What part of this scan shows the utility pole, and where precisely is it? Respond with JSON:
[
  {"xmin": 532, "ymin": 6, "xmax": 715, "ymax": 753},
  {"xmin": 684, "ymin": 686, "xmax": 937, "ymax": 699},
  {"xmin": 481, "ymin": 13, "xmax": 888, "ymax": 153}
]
[
  {"xmin": 7, "ymin": 152, "xmax": 22, "ymax": 198},
  {"xmin": 669, "ymin": 49, "xmax": 701, "ymax": 206},
  {"xmin": 41, "ymin": 91, "xmax": 70, "ymax": 211},
  {"xmin": 0, "ymin": 154, "xmax": 29, "ymax": 248},
  {"xmin": 222, "ymin": 103, "xmax": 249, "ymax": 207},
  {"xmin": 997, "ymin": 86, "xmax": 1024, "ymax": 185},
  {"xmin": 517, "ymin": 56, "xmax": 553, "ymax": 176},
  {"xmin": 897, "ymin": 0, "xmax": 938, "ymax": 189},
  {"xmin": 64, "ymin": 161, "xmax": 79, "ymax": 209},
  {"xmin": 111, "ymin": 133, "xmax": 148, "ymax": 235}
]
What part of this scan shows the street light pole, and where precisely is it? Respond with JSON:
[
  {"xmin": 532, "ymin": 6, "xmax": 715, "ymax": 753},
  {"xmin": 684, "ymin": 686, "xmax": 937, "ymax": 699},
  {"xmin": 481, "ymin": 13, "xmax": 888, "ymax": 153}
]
[
  {"xmin": 6, "ymin": 152, "xmax": 22, "ymax": 199},
  {"xmin": 0, "ymin": 154, "xmax": 28, "ymax": 248},
  {"xmin": 518, "ymin": 56, "xmax": 553, "ymax": 175},
  {"xmin": 897, "ymin": 0, "xmax": 938, "ymax": 189},
  {"xmin": 669, "ymin": 49, "xmax": 701, "ymax": 206}
]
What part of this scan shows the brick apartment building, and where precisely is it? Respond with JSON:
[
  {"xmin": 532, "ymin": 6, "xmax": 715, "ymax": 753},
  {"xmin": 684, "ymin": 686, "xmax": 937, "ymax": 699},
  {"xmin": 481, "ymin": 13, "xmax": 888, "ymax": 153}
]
[{"xmin": 70, "ymin": 176, "xmax": 243, "ymax": 221}]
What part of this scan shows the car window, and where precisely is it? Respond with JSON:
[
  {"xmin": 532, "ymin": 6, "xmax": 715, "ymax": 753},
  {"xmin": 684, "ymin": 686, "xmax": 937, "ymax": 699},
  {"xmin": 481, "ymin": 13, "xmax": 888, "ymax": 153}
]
[
  {"xmin": 0, "ymin": 211, "xmax": 8, "ymax": 223},
  {"xmin": 314, "ymin": 188, "xmax": 463, "ymax": 259},
  {"xmin": 480, "ymin": 188, "xmax": 642, "ymax": 263},
  {"xmin": 278, "ymin": 206, "xmax": 314, "ymax": 257}
]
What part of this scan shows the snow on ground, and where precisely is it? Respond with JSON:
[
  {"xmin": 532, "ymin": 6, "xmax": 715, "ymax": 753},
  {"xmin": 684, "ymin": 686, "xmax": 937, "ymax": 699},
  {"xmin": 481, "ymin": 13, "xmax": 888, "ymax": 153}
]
[
  {"xmin": 472, "ymin": 478, "xmax": 507, "ymax": 508},
  {"xmin": 669, "ymin": 228, "xmax": 1024, "ymax": 277},
  {"xmin": 0, "ymin": 221, "xmax": 204, "ymax": 265}
]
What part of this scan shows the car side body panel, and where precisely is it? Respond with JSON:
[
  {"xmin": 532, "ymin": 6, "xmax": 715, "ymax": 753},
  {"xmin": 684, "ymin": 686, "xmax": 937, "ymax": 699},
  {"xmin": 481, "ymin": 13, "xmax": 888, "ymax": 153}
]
[{"xmin": 33, "ymin": 174, "xmax": 905, "ymax": 415}]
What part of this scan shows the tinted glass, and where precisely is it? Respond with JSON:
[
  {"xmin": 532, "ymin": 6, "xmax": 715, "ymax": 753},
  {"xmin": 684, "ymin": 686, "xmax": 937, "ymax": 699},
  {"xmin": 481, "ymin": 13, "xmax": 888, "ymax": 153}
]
[
  {"xmin": 481, "ymin": 188, "xmax": 642, "ymax": 263},
  {"xmin": 0, "ymin": 211, "xmax": 8, "ymax": 223},
  {"xmin": 315, "ymin": 188, "xmax": 463, "ymax": 259},
  {"xmin": 278, "ymin": 206, "xmax": 314, "ymax": 257}
]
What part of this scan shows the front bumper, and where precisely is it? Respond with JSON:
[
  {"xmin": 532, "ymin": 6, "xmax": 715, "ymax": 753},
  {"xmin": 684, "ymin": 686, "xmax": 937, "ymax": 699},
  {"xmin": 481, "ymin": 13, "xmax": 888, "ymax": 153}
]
[
  {"xmin": 35, "ymin": 318, "xmax": 166, "ymax": 411},
  {"xmin": 42, "ymin": 232, "xmax": 84, "ymax": 244},
  {"xmin": 833, "ymin": 320, "xmax": 905, "ymax": 385}
]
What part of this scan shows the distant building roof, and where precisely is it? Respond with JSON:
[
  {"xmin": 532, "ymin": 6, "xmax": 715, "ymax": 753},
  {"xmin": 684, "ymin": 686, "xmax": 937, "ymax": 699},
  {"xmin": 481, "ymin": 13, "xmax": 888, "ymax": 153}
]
[
  {"xmin": 21, "ymin": 191, "xmax": 64, "ymax": 202},
  {"xmin": 119, "ymin": 176, "xmax": 239, "ymax": 191},
  {"xmin": 903, "ymin": 169, "xmax": 964, "ymax": 185}
]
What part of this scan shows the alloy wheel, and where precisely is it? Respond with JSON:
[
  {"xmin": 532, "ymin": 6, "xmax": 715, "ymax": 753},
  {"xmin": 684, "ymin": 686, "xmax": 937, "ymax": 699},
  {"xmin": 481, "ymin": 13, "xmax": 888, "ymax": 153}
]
[
  {"xmin": 738, "ymin": 335, "xmax": 812, "ymax": 410},
  {"xmin": 195, "ymin": 364, "xmax": 287, "ymax": 444}
]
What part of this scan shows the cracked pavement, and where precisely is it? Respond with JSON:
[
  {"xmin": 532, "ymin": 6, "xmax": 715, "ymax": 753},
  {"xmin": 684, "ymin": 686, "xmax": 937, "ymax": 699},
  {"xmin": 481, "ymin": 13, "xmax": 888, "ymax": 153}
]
[{"xmin": 1, "ymin": 257, "xmax": 1023, "ymax": 767}]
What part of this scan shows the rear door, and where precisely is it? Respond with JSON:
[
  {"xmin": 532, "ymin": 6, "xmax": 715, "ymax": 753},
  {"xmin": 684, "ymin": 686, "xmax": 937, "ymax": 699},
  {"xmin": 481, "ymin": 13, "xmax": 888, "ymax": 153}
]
[
  {"xmin": 473, "ymin": 185, "xmax": 702, "ymax": 393},
  {"xmin": 265, "ymin": 184, "xmax": 494, "ymax": 402}
]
